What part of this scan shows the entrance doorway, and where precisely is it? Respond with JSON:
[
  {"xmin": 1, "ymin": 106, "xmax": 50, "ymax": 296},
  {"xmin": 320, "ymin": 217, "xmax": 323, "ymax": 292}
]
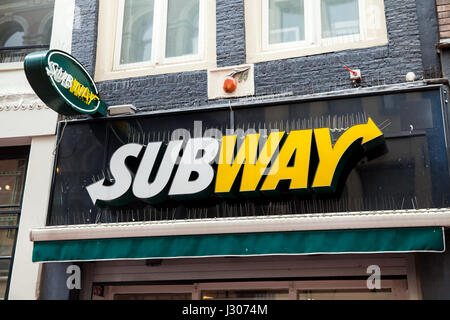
[
  {"xmin": 83, "ymin": 254, "xmax": 417, "ymax": 300},
  {"xmin": 98, "ymin": 279, "xmax": 408, "ymax": 300}
]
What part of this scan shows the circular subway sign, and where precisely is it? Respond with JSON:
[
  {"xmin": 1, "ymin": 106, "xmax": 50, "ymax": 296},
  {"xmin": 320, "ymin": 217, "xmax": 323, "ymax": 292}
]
[{"xmin": 24, "ymin": 50, "xmax": 107, "ymax": 117}]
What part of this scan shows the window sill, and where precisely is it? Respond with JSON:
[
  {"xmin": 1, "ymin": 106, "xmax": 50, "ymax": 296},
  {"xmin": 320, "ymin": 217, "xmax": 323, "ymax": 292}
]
[
  {"xmin": 95, "ymin": 58, "xmax": 217, "ymax": 82},
  {"xmin": 247, "ymin": 38, "xmax": 388, "ymax": 64},
  {"xmin": 0, "ymin": 62, "xmax": 24, "ymax": 71}
]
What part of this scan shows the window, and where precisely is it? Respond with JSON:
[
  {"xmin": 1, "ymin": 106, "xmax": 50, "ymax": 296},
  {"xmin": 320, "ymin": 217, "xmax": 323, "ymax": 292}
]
[
  {"xmin": 116, "ymin": 0, "xmax": 200, "ymax": 67},
  {"xmin": 0, "ymin": 147, "xmax": 29, "ymax": 300},
  {"xmin": 96, "ymin": 0, "xmax": 216, "ymax": 81},
  {"xmin": 321, "ymin": 0, "xmax": 360, "ymax": 38},
  {"xmin": 246, "ymin": 0, "xmax": 387, "ymax": 63},
  {"xmin": 266, "ymin": 0, "xmax": 306, "ymax": 46},
  {"xmin": 119, "ymin": 0, "xmax": 155, "ymax": 65},
  {"xmin": 0, "ymin": 0, "xmax": 55, "ymax": 64}
]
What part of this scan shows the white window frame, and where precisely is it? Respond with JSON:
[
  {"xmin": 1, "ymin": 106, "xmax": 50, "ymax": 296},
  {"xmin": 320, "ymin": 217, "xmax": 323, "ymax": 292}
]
[
  {"xmin": 113, "ymin": 0, "xmax": 205, "ymax": 70},
  {"xmin": 246, "ymin": 0, "xmax": 387, "ymax": 63},
  {"xmin": 96, "ymin": 0, "xmax": 216, "ymax": 82},
  {"xmin": 0, "ymin": 0, "xmax": 64, "ymax": 71}
]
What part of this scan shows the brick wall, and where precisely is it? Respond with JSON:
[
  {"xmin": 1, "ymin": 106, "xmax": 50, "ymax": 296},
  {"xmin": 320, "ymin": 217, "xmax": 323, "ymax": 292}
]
[
  {"xmin": 437, "ymin": 0, "xmax": 450, "ymax": 39},
  {"xmin": 216, "ymin": 0, "xmax": 246, "ymax": 67},
  {"xmin": 71, "ymin": 0, "xmax": 98, "ymax": 76},
  {"xmin": 72, "ymin": 0, "xmax": 432, "ymax": 113}
]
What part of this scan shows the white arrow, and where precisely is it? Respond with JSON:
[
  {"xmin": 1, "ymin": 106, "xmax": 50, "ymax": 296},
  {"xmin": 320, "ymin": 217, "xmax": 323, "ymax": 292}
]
[{"xmin": 86, "ymin": 143, "xmax": 143, "ymax": 206}]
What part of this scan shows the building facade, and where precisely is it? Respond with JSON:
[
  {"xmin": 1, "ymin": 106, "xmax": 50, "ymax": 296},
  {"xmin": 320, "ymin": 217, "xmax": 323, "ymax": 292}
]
[
  {"xmin": 4, "ymin": 0, "xmax": 450, "ymax": 300},
  {"xmin": 0, "ymin": 0, "xmax": 75, "ymax": 300}
]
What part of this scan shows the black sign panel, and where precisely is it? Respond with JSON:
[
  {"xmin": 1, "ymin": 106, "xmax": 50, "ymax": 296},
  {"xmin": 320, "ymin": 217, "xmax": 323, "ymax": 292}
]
[{"xmin": 47, "ymin": 87, "xmax": 450, "ymax": 226}]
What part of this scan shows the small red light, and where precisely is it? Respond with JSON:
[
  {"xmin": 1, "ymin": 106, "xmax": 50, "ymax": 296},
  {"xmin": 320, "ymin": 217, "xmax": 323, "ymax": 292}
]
[{"xmin": 223, "ymin": 77, "xmax": 237, "ymax": 93}]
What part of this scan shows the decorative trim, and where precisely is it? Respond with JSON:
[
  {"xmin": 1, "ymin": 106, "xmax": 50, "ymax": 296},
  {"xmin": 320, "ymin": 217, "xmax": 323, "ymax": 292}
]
[
  {"xmin": 0, "ymin": 93, "xmax": 49, "ymax": 112},
  {"xmin": 208, "ymin": 64, "xmax": 254, "ymax": 100},
  {"xmin": 0, "ymin": 104, "xmax": 48, "ymax": 112}
]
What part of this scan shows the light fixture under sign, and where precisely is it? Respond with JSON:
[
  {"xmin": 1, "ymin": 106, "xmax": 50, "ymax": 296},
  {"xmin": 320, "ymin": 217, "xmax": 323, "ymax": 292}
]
[{"xmin": 107, "ymin": 104, "xmax": 136, "ymax": 116}]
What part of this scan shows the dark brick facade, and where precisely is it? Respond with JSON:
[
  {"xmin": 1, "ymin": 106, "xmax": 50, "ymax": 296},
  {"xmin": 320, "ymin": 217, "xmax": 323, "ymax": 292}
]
[
  {"xmin": 72, "ymin": 0, "xmax": 98, "ymax": 76},
  {"xmin": 216, "ymin": 0, "xmax": 246, "ymax": 67},
  {"xmin": 72, "ymin": 0, "xmax": 434, "ymax": 112}
]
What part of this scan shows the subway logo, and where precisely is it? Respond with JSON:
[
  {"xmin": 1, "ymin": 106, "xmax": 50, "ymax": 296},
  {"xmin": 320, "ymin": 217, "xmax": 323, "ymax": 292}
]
[{"xmin": 86, "ymin": 118, "xmax": 385, "ymax": 207}]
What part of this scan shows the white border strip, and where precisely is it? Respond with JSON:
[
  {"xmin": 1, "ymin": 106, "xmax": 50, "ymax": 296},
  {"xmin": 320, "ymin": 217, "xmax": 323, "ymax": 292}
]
[{"xmin": 30, "ymin": 208, "xmax": 450, "ymax": 242}]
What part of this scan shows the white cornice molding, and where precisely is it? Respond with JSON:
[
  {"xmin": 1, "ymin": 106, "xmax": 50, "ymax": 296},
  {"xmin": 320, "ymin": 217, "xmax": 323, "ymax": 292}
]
[
  {"xmin": 0, "ymin": 104, "xmax": 49, "ymax": 112},
  {"xmin": 0, "ymin": 93, "xmax": 48, "ymax": 111},
  {"xmin": 30, "ymin": 208, "xmax": 450, "ymax": 242}
]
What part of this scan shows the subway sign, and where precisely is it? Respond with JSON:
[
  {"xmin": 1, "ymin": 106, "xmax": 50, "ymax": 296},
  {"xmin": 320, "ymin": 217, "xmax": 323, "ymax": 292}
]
[
  {"xmin": 24, "ymin": 50, "xmax": 107, "ymax": 117},
  {"xmin": 86, "ymin": 118, "xmax": 385, "ymax": 207}
]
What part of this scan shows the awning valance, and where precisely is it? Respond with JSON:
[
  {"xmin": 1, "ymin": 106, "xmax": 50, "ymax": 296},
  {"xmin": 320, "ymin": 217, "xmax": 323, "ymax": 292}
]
[{"xmin": 32, "ymin": 227, "xmax": 445, "ymax": 263}]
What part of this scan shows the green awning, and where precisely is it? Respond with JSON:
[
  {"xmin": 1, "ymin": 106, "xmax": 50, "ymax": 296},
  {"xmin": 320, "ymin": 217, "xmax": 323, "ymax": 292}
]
[{"xmin": 32, "ymin": 227, "xmax": 445, "ymax": 262}]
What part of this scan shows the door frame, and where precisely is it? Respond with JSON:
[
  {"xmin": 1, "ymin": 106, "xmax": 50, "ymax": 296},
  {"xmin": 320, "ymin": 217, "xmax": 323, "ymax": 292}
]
[{"xmin": 100, "ymin": 279, "xmax": 409, "ymax": 300}]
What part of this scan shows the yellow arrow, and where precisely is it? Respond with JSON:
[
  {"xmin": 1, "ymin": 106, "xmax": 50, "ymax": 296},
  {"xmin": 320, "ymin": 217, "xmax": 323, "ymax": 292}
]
[{"xmin": 312, "ymin": 118, "xmax": 384, "ymax": 189}]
